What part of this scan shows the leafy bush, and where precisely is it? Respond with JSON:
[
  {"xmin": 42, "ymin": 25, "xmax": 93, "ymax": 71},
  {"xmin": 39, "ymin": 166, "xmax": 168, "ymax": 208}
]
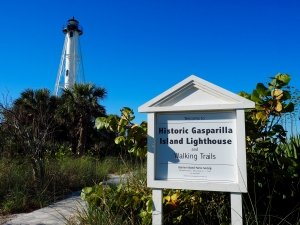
[
  {"xmin": 80, "ymin": 162, "xmax": 231, "ymax": 225},
  {"xmin": 238, "ymin": 74, "xmax": 300, "ymax": 223}
]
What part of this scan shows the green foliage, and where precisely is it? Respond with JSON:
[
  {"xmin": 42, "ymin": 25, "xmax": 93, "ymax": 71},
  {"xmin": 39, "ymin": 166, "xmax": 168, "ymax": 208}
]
[
  {"xmin": 80, "ymin": 163, "xmax": 151, "ymax": 225},
  {"xmin": 57, "ymin": 83, "xmax": 107, "ymax": 155},
  {"xmin": 162, "ymin": 189, "xmax": 230, "ymax": 224},
  {"xmin": 238, "ymin": 73, "xmax": 300, "ymax": 222},
  {"xmin": 45, "ymin": 145, "xmax": 74, "ymax": 161},
  {"xmin": 0, "ymin": 83, "xmax": 114, "ymax": 187},
  {"xmin": 275, "ymin": 135, "xmax": 300, "ymax": 196},
  {"xmin": 80, "ymin": 162, "xmax": 231, "ymax": 225},
  {"xmin": 0, "ymin": 88, "xmax": 59, "ymax": 182},
  {"xmin": 95, "ymin": 107, "xmax": 147, "ymax": 158},
  {"xmin": 238, "ymin": 74, "xmax": 295, "ymax": 185}
]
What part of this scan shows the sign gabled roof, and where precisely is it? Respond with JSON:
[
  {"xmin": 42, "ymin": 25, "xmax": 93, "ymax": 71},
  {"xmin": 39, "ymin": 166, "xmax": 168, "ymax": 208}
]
[{"xmin": 139, "ymin": 75, "xmax": 255, "ymax": 112}]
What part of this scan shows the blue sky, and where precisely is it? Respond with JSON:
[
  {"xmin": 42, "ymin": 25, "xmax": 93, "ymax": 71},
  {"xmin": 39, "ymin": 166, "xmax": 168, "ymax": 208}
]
[{"xmin": 0, "ymin": 0, "xmax": 299, "ymax": 124}]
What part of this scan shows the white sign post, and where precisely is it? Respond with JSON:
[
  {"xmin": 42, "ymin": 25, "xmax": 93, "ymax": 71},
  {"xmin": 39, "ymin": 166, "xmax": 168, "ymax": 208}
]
[{"xmin": 139, "ymin": 75, "xmax": 254, "ymax": 225}]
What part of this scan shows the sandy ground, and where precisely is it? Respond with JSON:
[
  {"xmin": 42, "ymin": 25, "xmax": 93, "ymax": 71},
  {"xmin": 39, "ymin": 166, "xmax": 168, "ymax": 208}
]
[{"xmin": 0, "ymin": 214, "xmax": 18, "ymax": 225}]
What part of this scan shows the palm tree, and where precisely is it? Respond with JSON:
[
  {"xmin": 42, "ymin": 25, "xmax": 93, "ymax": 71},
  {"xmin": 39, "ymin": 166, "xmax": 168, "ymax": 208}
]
[
  {"xmin": 1, "ymin": 88, "xmax": 58, "ymax": 182},
  {"xmin": 14, "ymin": 89, "xmax": 58, "ymax": 127},
  {"xmin": 57, "ymin": 83, "xmax": 107, "ymax": 155}
]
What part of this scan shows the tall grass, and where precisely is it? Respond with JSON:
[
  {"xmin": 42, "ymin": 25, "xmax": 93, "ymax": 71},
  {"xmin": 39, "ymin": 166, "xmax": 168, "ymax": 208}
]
[
  {"xmin": 0, "ymin": 156, "xmax": 125, "ymax": 215},
  {"xmin": 70, "ymin": 157, "xmax": 300, "ymax": 225}
]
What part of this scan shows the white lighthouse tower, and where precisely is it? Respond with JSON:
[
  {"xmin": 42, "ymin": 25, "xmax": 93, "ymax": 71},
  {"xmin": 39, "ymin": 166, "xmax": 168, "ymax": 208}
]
[{"xmin": 54, "ymin": 17, "xmax": 85, "ymax": 96}]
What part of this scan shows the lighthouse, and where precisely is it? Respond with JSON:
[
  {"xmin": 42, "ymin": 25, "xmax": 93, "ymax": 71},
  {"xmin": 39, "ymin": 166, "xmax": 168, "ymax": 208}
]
[{"xmin": 54, "ymin": 17, "xmax": 85, "ymax": 96}]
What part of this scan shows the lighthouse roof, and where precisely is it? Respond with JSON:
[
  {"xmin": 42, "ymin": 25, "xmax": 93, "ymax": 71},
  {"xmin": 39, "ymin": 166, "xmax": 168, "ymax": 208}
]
[
  {"xmin": 63, "ymin": 17, "xmax": 83, "ymax": 35},
  {"xmin": 68, "ymin": 17, "xmax": 79, "ymax": 24}
]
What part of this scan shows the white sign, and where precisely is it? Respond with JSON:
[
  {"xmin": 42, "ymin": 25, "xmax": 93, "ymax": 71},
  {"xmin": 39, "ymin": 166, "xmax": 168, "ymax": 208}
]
[
  {"xmin": 155, "ymin": 111, "xmax": 237, "ymax": 183},
  {"xmin": 139, "ymin": 75, "xmax": 255, "ymax": 225}
]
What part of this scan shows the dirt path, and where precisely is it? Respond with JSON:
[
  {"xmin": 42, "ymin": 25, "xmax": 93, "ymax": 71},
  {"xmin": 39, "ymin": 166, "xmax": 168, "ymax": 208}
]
[{"xmin": 0, "ymin": 214, "xmax": 19, "ymax": 225}]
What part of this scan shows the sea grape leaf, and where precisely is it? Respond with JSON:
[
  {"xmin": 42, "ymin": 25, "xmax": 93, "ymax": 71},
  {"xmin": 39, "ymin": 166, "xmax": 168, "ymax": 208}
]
[
  {"xmin": 275, "ymin": 101, "xmax": 282, "ymax": 112},
  {"xmin": 256, "ymin": 83, "xmax": 269, "ymax": 97},
  {"xmin": 284, "ymin": 102, "xmax": 294, "ymax": 112},
  {"xmin": 271, "ymin": 89, "xmax": 283, "ymax": 100},
  {"xmin": 95, "ymin": 117, "xmax": 107, "ymax": 130},
  {"xmin": 251, "ymin": 90, "xmax": 263, "ymax": 103},
  {"xmin": 276, "ymin": 73, "xmax": 290, "ymax": 84}
]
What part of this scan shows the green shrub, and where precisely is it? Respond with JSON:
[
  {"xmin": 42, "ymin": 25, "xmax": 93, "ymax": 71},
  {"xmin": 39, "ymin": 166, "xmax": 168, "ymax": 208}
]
[
  {"xmin": 239, "ymin": 74, "xmax": 300, "ymax": 223},
  {"xmin": 80, "ymin": 161, "xmax": 232, "ymax": 225}
]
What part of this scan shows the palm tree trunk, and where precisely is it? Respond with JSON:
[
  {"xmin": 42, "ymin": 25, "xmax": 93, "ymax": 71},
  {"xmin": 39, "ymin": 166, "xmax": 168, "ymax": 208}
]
[
  {"xmin": 30, "ymin": 157, "xmax": 39, "ymax": 182},
  {"xmin": 77, "ymin": 116, "xmax": 90, "ymax": 155},
  {"xmin": 77, "ymin": 117, "xmax": 85, "ymax": 155}
]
